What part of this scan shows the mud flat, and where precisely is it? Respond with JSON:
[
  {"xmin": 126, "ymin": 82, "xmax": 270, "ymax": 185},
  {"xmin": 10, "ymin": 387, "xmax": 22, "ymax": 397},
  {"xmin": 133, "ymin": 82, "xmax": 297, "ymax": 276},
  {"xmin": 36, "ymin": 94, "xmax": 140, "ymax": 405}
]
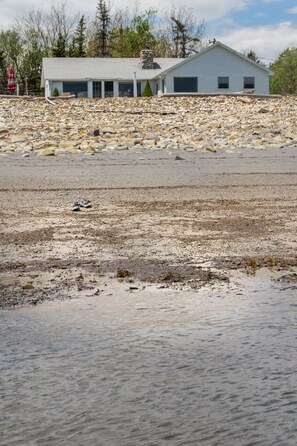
[{"xmin": 0, "ymin": 143, "xmax": 296, "ymax": 308}]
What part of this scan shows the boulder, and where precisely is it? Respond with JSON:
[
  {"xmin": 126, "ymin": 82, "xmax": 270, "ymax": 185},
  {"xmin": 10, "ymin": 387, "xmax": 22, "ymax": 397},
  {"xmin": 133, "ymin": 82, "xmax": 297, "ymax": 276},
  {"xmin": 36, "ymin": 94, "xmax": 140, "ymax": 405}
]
[{"xmin": 37, "ymin": 148, "xmax": 55, "ymax": 156}]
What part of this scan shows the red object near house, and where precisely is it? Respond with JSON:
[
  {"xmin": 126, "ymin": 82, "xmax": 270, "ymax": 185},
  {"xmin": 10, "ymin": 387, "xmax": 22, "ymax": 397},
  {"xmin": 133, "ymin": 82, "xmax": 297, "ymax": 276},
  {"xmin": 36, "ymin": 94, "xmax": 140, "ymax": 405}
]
[{"xmin": 7, "ymin": 67, "xmax": 16, "ymax": 92}]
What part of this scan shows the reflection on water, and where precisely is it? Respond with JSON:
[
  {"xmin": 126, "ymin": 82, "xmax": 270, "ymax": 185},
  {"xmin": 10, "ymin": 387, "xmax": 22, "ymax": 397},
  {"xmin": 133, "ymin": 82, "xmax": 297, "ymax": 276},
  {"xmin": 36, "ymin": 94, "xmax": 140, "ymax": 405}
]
[{"xmin": 0, "ymin": 277, "xmax": 296, "ymax": 446}]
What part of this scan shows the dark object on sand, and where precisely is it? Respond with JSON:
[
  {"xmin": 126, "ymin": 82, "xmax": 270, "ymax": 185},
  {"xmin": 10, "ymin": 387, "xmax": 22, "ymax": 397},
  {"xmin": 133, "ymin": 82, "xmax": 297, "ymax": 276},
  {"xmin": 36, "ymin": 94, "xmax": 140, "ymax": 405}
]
[
  {"xmin": 72, "ymin": 199, "xmax": 92, "ymax": 211},
  {"xmin": 80, "ymin": 199, "xmax": 92, "ymax": 208},
  {"xmin": 72, "ymin": 202, "xmax": 81, "ymax": 211}
]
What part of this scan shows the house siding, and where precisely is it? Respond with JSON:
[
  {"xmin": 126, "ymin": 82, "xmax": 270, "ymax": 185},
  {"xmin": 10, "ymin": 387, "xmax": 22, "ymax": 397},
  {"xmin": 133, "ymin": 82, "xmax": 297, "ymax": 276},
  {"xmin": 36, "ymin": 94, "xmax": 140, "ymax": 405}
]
[{"xmin": 164, "ymin": 46, "xmax": 269, "ymax": 94}]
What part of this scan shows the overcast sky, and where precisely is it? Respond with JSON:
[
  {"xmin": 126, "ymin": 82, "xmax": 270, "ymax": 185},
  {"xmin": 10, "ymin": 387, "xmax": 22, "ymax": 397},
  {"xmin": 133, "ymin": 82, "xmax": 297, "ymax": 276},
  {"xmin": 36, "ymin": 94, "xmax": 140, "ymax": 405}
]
[{"xmin": 0, "ymin": 0, "xmax": 296, "ymax": 61}]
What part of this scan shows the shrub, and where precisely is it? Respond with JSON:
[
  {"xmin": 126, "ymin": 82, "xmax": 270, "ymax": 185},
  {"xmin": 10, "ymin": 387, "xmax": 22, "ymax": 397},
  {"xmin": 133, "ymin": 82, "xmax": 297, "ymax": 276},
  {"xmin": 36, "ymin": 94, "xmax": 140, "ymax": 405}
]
[
  {"xmin": 52, "ymin": 87, "xmax": 60, "ymax": 97},
  {"xmin": 141, "ymin": 80, "xmax": 153, "ymax": 97}
]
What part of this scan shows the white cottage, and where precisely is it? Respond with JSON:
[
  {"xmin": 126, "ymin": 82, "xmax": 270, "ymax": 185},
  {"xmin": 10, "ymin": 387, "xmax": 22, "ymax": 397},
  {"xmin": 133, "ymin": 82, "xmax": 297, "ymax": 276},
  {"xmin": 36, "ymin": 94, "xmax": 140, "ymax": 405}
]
[{"xmin": 41, "ymin": 41, "xmax": 272, "ymax": 98}]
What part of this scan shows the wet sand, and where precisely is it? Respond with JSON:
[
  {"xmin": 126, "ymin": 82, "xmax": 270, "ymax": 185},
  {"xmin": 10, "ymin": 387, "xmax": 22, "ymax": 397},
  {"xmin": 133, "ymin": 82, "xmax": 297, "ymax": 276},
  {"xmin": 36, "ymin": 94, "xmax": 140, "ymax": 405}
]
[{"xmin": 0, "ymin": 147, "xmax": 297, "ymax": 307}]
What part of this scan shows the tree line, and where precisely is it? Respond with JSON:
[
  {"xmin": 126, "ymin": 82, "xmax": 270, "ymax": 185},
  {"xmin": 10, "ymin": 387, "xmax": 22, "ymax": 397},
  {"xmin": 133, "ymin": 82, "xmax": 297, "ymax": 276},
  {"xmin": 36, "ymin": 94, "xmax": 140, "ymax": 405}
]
[
  {"xmin": 0, "ymin": 0, "xmax": 296, "ymax": 95},
  {"xmin": 0, "ymin": 0, "xmax": 205, "ymax": 94}
]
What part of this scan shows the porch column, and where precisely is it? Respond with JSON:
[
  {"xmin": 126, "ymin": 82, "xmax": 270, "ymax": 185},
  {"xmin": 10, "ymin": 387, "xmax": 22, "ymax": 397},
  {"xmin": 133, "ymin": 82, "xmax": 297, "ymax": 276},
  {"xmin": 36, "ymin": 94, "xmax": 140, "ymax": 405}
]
[
  {"xmin": 114, "ymin": 81, "xmax": 119, "ymax": 97},
  {"xmin": 133, "ymin": 72, "xmax": 137, "ymax": 97},
  {"xmin": 87, "ymin": 81, "xmax": 93, "ymax": 99},
  {"xmin": 45, "ymin": 80, "xmax": 50, "ymax": 97},
  {"xmin": 101, "ymin": 81, "xmax": 105, "ymax": 99},
  {"xmin": 157, "ymin": 78, "xmax": 162, "ymax": 96}
]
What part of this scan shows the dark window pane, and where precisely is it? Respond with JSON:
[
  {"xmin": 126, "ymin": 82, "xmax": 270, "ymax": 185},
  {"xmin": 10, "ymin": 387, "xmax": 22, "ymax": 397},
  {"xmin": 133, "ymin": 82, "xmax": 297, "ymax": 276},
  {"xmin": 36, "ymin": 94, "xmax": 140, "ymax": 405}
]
[
  {"xmin": 105, "ymin": 81, "xmax": 114, "ymax": 97},
  {"xmin": 93, "ymin": 81, "xmax": 101, "ymax": 98},
  {"xmin": 119, "ymin": 82, "xmax": 141, "ymax": 97},
  {"xmin": 174, "ymin": 77, "xmax": 198, "ymax": 93},
  {"xmin": 244, "ymin": 77, "xmax": 255, "ymax": 88},
  {"xmin": 218, "ymin": 76, "xmax": 229, "ymax": 89},
  {"xmin": 63, "ymin": 82, "xmax": 88, "ymax": 98}
]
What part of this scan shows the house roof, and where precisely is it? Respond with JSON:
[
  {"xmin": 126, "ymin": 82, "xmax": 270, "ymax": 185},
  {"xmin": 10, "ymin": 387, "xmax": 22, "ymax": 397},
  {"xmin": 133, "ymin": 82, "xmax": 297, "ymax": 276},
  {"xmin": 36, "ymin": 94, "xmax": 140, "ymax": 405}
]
[
  {"xmin": 159, "ymin": 41, "xmax": 273, "ymax": 76},
  {"xmin": 41, "ymin": 57, "xmax": 183, "ymax": 84}
]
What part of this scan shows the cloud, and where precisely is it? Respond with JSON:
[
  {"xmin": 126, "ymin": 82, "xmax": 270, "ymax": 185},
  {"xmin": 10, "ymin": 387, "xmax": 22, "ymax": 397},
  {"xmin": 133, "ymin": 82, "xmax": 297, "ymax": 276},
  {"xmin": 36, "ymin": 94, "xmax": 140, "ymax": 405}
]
[
  {"xmin": 287, "ymin": 6, "xmax": 297, "ymax": 14},
  {"xmin": 0, "ymin": 0, "xmax": 253, "ymax": 28},
  {"xmin": 216, "ymin": 21, "xmax": 297, "ymax": 61},
  {"xmin": 140, "ymin": 0, "xmax": 253, "ymax": 21}
]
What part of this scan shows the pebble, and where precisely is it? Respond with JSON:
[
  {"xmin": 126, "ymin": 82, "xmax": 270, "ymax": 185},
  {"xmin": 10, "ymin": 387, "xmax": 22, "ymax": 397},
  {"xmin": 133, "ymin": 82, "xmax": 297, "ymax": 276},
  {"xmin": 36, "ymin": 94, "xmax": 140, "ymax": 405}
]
[{"xmin": 0, "ymin": 96, "xmax": 296, "ymax": 156}]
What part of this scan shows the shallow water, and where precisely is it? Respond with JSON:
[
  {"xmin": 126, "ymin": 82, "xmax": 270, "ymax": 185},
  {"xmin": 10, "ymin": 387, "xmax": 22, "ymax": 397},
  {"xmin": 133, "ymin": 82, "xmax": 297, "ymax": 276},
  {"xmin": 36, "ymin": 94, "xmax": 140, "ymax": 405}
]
[{"xmin": 1, "ymin": 277, "xmax": 296, "ymax": 446}]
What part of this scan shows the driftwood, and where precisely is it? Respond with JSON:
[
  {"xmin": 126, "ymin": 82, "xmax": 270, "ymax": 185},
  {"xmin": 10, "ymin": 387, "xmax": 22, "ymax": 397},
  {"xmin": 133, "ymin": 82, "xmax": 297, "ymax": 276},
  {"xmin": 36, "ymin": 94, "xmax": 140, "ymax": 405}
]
[
  {"xmin": 85, "ymin": 109, "xmax": 177, "ymax": 115},
  {"xmin": 45, "ymin": 96, "xmax": 56, "ymax": 106}
]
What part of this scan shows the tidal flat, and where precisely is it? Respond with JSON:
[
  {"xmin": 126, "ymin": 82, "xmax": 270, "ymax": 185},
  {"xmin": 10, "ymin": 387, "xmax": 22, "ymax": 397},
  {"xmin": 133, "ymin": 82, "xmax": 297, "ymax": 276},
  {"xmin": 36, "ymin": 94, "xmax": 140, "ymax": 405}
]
[{"xmin": 0, "ymin": 96, "xmax": 296, "ymax": 445}]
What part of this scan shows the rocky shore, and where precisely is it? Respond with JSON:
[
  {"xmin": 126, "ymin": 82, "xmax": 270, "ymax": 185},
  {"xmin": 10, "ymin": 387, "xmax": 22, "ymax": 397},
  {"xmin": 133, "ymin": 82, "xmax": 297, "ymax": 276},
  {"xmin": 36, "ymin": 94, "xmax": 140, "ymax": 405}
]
[
  {"xmin": 0, "ymin": 96, "xmax": 296, "ymax": 308},
  {"xmin": 0, "ymin": 95, "xmax": 296, "ymax": 156}
]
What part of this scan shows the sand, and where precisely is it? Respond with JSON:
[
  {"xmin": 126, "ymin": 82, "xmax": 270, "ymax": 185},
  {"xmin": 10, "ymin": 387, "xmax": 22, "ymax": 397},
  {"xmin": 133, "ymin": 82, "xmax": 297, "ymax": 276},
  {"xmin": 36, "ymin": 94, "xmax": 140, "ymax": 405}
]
[{"xmin": 0, "ymin": 144, "xmax": 296, "ymax": 308}]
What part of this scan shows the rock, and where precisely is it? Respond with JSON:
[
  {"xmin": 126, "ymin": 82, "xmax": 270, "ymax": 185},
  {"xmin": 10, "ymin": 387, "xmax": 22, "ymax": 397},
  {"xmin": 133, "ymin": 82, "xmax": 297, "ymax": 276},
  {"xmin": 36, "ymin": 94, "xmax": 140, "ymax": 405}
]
[
  {"xmin": 1, "ymin": 145, "xmax": 15, "ymax": 152},
  {"xmin": 101, "ymin": 127, "xmax": 116, "ymax": 134},
  {"xmin": 0, "ymin": 95, "xmax": 295, "ymax": 157},
  {"xmin": 35, "ymin": 141, "xmax": 57, "ymax": 150},
  {"xmin": 204, "ymin": 146, "xmax": 217, "ymax": 153},
  {"xmin": 144, "ymin": 132, "xmax": 160, "ymax": 141},
  {"xmin": 11, "ymin": 134, "xmax": 26, "ymax": 143},
  {"xmin": 32, "ymin": 132, "xmax": 42, "ymax": 138},
  {"xmin": 88, "ymin": 129, "xmax": 100, "ymax": 136},
  {"xmin": 84, "ymin": 147, "xmax": 95, "ymax": 153},
  {"xmin": 22, "ymin": 153, "xmax": 30, "ymax": 158},
  {"xmin": 175, "ymin": 155, "xmax": 184, "ymax": 160},
  {"xmin": 142, "ymin": 139, "xmax": 156, "ymax": 147},
  {"xmin": 37, "ymin": 148, "xmax": 55, "ymax": 156}
]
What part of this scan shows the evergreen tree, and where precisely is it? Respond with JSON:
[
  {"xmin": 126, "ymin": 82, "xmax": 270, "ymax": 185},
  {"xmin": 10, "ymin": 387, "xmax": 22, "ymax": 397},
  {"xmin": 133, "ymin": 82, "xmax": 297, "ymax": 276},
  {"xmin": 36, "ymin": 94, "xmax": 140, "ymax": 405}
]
[
  {"xmin": 141, "ymin": 80, "xmax": 153, "ymax": 97},
  {"xmin": 68, "ymin": 16, "xmax": 87, "ymax": 57},
  {"xmin": 96, "ymin": 0, "xmax": 112, "ymax": 57},
  {"xmin": 52, "ymin": 32, "xmax": 67, "ymax": 57}
]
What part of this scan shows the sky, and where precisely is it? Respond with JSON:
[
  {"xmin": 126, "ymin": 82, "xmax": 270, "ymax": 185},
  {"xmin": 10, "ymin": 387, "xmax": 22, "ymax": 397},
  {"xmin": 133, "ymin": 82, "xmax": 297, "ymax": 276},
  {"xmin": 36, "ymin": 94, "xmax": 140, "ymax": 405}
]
[{"xmin": 0, "ymin": 0, "xmax": 296, "ymax": 62}]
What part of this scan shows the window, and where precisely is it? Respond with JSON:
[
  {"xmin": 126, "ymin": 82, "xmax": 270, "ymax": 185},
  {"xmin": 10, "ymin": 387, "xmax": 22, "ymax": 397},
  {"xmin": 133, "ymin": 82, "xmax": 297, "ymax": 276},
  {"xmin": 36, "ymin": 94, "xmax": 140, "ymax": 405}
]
[
  {"xmin": 63, "ymin": 82, "xmax": 88, "ymax": 98},
  {"xmin": 105, "ymin": 81, "xmax": 114, "ymax": 98},
  {"xmin": 244, "ymin": 77, "xmax": 255, "ymax": 89},
  {"xmin": 93, "ymin": 82, "xmax": 101, "ymax": 98},
  {"xmin": 174, "ymin": 77, "xmax": 198, "ymax": 93},
  {"xmin": 218, "ymin": 76, "xmax": 229, "ymax": 89},
  {"xmin": 119, "ymin": 82, "xmax": 141, "ymax": 97}
]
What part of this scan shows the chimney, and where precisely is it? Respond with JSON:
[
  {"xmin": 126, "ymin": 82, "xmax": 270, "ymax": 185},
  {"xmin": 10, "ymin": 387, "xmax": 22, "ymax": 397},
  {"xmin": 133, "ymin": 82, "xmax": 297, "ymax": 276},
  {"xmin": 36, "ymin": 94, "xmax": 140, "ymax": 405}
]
[{"xmin": 140, "ymin": 45, "xmax": 154, "ymax": 69}]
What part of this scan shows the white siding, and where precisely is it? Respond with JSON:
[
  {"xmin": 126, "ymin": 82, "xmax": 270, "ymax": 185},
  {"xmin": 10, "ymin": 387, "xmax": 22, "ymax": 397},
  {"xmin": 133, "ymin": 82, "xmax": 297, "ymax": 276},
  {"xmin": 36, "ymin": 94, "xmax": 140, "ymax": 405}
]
[{"xmin": 165, "ymin": 46, "xmax": 270, "ymax": 94}]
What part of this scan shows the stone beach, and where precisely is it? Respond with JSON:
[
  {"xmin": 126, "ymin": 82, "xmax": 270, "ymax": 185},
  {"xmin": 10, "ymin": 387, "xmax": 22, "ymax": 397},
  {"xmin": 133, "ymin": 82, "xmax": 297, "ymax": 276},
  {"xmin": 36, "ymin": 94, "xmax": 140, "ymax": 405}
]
[{"xmin": 0, "ymin": 95, "xmax": 296, "ymax": 156}]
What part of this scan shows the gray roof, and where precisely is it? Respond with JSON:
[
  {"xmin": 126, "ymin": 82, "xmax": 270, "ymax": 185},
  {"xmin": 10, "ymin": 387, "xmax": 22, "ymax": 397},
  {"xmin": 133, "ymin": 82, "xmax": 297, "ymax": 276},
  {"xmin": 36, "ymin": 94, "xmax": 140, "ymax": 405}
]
[{"xmin": 41, "ymin": 57, "xmax": 183, "ymax": 84}]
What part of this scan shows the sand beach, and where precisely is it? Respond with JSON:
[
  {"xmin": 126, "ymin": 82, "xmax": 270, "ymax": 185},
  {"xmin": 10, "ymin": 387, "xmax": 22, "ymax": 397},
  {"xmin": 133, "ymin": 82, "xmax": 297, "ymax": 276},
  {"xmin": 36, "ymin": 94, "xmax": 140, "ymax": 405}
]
[{"xmin": 0, "ymin": 95, "xmax": 296, "ymax": 307}]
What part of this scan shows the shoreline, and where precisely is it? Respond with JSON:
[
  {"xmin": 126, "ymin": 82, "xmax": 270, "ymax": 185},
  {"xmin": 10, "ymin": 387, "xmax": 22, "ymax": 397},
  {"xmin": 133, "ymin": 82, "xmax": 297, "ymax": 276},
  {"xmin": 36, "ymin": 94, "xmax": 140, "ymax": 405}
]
[{"xmin": 1, "ymin": 146, "xmax": 297, "ymax": 308}]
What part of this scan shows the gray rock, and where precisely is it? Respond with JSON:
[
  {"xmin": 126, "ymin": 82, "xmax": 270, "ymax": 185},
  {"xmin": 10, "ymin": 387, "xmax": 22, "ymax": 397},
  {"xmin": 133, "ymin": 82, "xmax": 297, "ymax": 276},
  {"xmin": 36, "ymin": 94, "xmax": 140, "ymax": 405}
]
[
  {"xmin": 11, "ymin": 134, "xmax": 26, "ymax": 143},
  {"xmin": 101, "ymin": 127, "xmax": 116, "ymax": 134},
  {"xmin": 88, "ymin": 129, "xmax": 100, "ymax": 136}
]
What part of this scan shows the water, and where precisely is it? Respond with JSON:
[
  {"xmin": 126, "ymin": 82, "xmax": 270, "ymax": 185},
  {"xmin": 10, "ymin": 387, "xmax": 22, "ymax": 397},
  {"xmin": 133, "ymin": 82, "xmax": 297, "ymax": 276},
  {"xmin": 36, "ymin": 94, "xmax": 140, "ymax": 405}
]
[{"xmin": 1, "ymin": 277, "xmax": 296, "ymax": 446}]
